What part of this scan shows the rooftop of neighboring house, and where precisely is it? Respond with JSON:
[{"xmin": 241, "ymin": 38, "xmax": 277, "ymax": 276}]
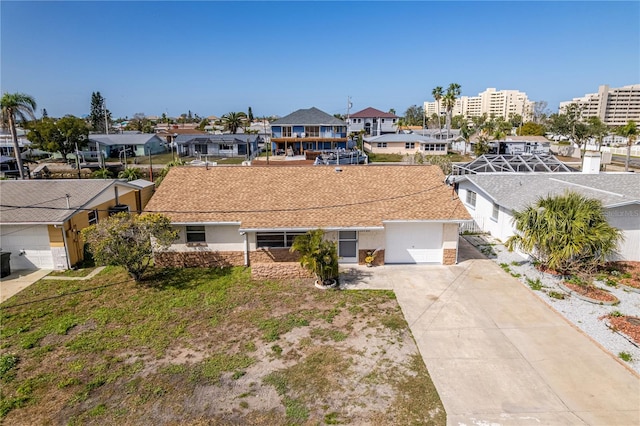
[
  {"xmin": 470, "ymin": 135, "xmax": 550, "ymax": 143},
  {"xmin": 364, "ymin": 134, "xmax": 446, "ymax": 143},
  {"xmin": 350, "ymin": 107, "xmax": 398, "ymax": 119},
  {"xmin": 271, "ymin": 107, "xmax": 345, "ymax": 126},
  {"xmin": 144, "ymin": 165, "xmax": 471, "ymax": 229},
  {"xmin": 0, "ymin": 179, "xmax": 145, "ymax": 224},
  {"xmin": 88, "ymin": 134, "xmax": 163, "ymax": 146},
  {"xmin": 174, "ymin": 134, "xmax": 262, "ymax": 144},
  {"xmin": 458, "ymin": 173, "xmax": 640, "ymax": 211}
]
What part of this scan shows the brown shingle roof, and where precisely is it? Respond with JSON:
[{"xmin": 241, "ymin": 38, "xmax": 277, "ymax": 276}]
[
  {"xmin": 350, "ymin": 107, "xmax": 398, "ymax": 119},
  {"xmin": 144, "ymin": 165, "xmax": 471, "ymax": 229}
]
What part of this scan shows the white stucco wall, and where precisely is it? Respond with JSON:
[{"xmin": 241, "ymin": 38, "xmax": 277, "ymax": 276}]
[
  {"xmin": 606, "ymin": 205, "xmax": 640, "ymax": 261},
  {"xmin": 168, "ymin": 225, "xmax": 245, "ymax": 252},
  {"xmin": 357, "ymin": 230, "xmax": 385, "ymax": 251},
  {"xmin": 458, "ymin": 181, "xmax": 514, "ymax": 243}
]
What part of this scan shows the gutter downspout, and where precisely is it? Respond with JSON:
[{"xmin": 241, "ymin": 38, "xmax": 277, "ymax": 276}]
[
  {"xmin": 242, "ymin": 232, "xmax": 249, "ymax": 266},
  {"xmin": 60, "ymin": 223, "xmax": 72, "ymax": 269}
]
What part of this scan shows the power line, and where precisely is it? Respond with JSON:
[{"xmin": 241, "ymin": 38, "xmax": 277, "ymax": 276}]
[{"xmin": 0, "ymin": 183, "xmax": 446, "ymax": 216}]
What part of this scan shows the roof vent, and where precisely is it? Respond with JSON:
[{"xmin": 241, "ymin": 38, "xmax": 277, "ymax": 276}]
[{"xmin": 335, "ymin": 167, "xmax": 342, "ymax": 172}]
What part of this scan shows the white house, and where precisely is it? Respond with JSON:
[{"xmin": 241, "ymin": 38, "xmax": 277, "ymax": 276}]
[
  {"xmin": 348, "ymin": 107, "xmax": 399, "ymax": 136},
  {"xmin": 144, "ymin": 165, "xmax": 472, "ymax": 278},
  {"xmin": 364, "ymin": 134, "xmax": 448, "ymax": 156},
  {"xmin": 456, "ymin": 172, "xmax": 640, "ymax": 261}
]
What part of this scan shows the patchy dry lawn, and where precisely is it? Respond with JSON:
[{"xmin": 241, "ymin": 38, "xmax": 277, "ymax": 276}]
[{"xmin": 0, "ymin": 266, "xmax": 444, "ymax": 425}]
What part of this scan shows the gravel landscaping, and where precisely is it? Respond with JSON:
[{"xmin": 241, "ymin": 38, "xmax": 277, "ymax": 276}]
[{"xmin": 464, "ymin": 235, "xmax": 640, "ymax": 374}]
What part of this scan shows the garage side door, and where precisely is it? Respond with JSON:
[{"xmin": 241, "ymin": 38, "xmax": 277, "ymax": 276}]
[
  {"xmin": 1, "ymin": 225, "xmax": 55, "ymax": 270},
  {"xmin": 385, "ymin": 222, "xmax": 443, "ymax": 264}
]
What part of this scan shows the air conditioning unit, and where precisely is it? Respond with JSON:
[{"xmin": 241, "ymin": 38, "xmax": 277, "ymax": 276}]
[{"xmin": 108, "ymin": 205, "xmax": 130, "ymax": 216}]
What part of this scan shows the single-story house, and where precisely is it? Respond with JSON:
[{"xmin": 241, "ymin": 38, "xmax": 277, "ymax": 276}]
[
  {"xmin": 364, "ymin": 134, "xmax": 448, "ymax": 156},
  {"xmin": 144, "ymin": 165, "xmax": 472, "ymax": 277},
  {"xmin": 456, "ymin": 172, "xmax": 640, "ymax": 261},
  {"xmin": 174, "ymin": 134, "xmax": 262, "ymax": 158},
  {"xmin": 0, "ymin": 179, "xmax": 154, "ymax": 270},
  {"xmin": 87, "ymin": 133, "xmax": 166, "ymax": 159}
]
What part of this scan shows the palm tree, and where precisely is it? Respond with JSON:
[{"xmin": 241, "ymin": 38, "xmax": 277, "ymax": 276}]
[
  {"xmin": 459, "ymin": 122, "xmax": 476, "ymax": 155},
  {"xmin": 220, "ymin": 112, "xmax": 247, "ymax": 134},
  {"xmin": 431, "ymin": 86, "xmax": 444, "ymax": 133},
  {"xmin": 118, "ymin": 167, "xmax": 142, "ymax": 181},
  {"xmin": 506, "ymin": 191, "xmax": 622, "ymax": 275},
  {"xmin": 289, "ymin": 229, "xmax": 339, "ymax": 285},
  {"xmin": 615, "ymin": 120, "xmax": 637, "ymax": 172},
  {"xmin": 443, "ymin": 83, "xmax": 461, "ymax": 140},
  {"xmin": 1, "ymin": 92, "xmax": 37, "ymax": 179}
]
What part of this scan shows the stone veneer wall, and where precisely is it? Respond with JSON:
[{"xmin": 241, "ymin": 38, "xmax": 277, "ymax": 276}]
[
  {"xmin": 154, "ymin": 251, "xmax": 244, "ymax": 268},
  {"xmin": 251, "ymin": 262, "xmax": 314, "ymax": 280},
  {"xmin": 250, "ymin": 248, "xmax": 300, "ymax": 263},
  {"xmin": 358, "ymin": 249, "xmax": 385, "ymax": 266},
  {"xmin": 443, "ymin": 249, "xmax": 457, "ymax": 265}
]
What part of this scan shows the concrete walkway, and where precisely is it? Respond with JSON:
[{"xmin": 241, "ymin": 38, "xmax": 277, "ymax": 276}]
[
  {"xmin": 341, "ymin": 239, "xmax": 640, "ymax": 425},
  {"xmin": 0, "ymin": 269, "xmax": 52, "ymax": 303},
  {"xmin": 0, "ymin": 267, "xmax": 106, "ymax": 303}
]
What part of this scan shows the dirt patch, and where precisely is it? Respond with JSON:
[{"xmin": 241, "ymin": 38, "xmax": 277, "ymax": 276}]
[
  {"xmin": 562, "ymin": 281, "xmax": 619, "ymax": 303},
  {"xmin": 605, "ymin": 316, "xmax": 640, "ymax": 346}
]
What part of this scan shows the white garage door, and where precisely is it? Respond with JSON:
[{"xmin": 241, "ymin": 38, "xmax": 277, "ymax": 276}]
[
  {"xmin": 385, "ymin": 222, "xmax": 443, "ymax": 264},
  {"xmin": 1, "ymin": 225, "xmax": 55, "ymax": 270}
]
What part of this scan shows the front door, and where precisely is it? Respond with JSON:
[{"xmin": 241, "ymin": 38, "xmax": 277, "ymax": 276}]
[{"xmin": 338, "ymin": 231, "xmax": 358, "ymax": 263}]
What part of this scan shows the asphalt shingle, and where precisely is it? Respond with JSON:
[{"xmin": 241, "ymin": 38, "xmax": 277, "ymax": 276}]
[{"xmin": 144, "ymin": 165, "xmax": 471, "ymax": 229}]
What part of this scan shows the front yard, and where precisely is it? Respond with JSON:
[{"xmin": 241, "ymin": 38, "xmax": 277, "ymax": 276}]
[{"xmin": 0, "ymin": 267, "xmax": 444, "ymax": 425}]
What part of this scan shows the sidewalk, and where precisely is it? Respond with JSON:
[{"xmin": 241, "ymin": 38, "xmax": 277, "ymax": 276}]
[{"xmin": 340, "ymin": 239, "xmax": 640, "ymax": 425}]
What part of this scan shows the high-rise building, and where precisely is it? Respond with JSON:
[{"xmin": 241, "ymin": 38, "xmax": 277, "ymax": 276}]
[
  {"xmin": 558, "ymin": 84, "xmax": 640, "ymax": 126},
  {"xmin": 424, "ymin": 88, "xmax": 534, "ymax": 121}
]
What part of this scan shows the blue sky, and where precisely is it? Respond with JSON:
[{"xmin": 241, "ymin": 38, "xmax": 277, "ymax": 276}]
[{"xmin": 2, "ymin": 1, "xmax": 638, "ymax": 119}]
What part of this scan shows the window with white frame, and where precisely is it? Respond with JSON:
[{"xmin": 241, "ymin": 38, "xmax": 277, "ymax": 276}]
[
  {"xmin": 376, "ymin": 142, "xmax": 387, "ymax": 148},
  {"xmin": 492, "ymin": 203, "xmax": 499, "ymax": 221},
  {"xmin": 186, "ymin": 226, "xmax": 206, "ymax": 243},
  {"xmin": 256, "ymin": 231, "xmax": 305, "ymax": 248},
  {"xmin": 88, "ymin": 210, "xmax": 98, "ymax": 225},
  {"xmin": 405, "ymin": 142, "xmax": 415, "ymax": 149},
  {"xmin": 281, "ymin": 127, "xmax": 292, "ymax": 137},
  {"xmin": 466, "ymin": 191, "xmax": 477, "ymax": 208}
]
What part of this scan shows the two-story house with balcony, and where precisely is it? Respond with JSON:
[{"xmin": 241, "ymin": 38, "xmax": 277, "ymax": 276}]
[
  {"xmin": 348, "ymin": 107, "xmax": 399, "ymax": 136},
  {"xmin": 270, "ymin": 107, "xmax": 347, "ymax": 156}
]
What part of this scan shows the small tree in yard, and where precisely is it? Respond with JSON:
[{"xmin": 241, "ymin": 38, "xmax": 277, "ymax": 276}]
[
  {"xmin": 81, "ymin": 212, "xmax": 178, "ymax": 282},
  {"xmin": 290, "ymin": 229, "xmax": 339, "ymax": 285},
  {"xmin": 506, "ymin": 192, "xmax": 622, "ymax": 276}
]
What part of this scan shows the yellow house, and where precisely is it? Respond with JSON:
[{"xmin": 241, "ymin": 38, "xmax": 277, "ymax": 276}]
[{"xmin": 0, "ymin": 179, "xmax": 154, "ymax": 270}]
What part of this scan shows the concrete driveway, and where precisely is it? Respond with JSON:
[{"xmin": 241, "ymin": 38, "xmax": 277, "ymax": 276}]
[{"xmin": 340, "ymin": 239, "xmax": 640, "ymax": 425}]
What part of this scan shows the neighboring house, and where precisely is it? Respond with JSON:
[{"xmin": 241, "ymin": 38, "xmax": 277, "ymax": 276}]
[
  {"xmin": 0, "ymin": 130, "xmax": 32, "ymax": 157},
  {"xmin": 175, "ymin": 134, "xmax": 261, "ymax": 159},
  {"xmin": 348, "ymin": 107, "xmax": 398, "ymax": 136},
  {"xmin": 144, "ymin": 165, "xmax": 471, "ymax": 277},
  {"xmin": 0, "ymin": 179, "xmax": 155, "ymax": 270},
  {"xmin": 87, "ymin": 134, "xmax": 166, "ymax": 159},
  {"xmin": 364, "ymin": 134, "xmax": 448, "ymax": 156},
  {"xmin": 270, "ymin": 107, "xmax": 347, "ymax": 155},
  {"xmin": 0, "ymin": 155, "xmax": 31, "ymax": 178},
  {"xmin": 456, "ymin": 172, "xmax": 640, "ymax": 261},
  {"xmin": 156, "ymin": 128, "xmax": 207, "ymax": 146},
  {"xmin": 414, "ymin": 129, "xmax": 462, "ymax": 140},
  {"xmin": 469, "ymin": 139, "xmax": 551, "ymax": 156}
]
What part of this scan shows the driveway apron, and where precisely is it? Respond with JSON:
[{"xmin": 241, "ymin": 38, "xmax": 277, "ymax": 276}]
[{"xmin": 341, "ymin": 239, "xmax": 640, "ymax": 425}]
